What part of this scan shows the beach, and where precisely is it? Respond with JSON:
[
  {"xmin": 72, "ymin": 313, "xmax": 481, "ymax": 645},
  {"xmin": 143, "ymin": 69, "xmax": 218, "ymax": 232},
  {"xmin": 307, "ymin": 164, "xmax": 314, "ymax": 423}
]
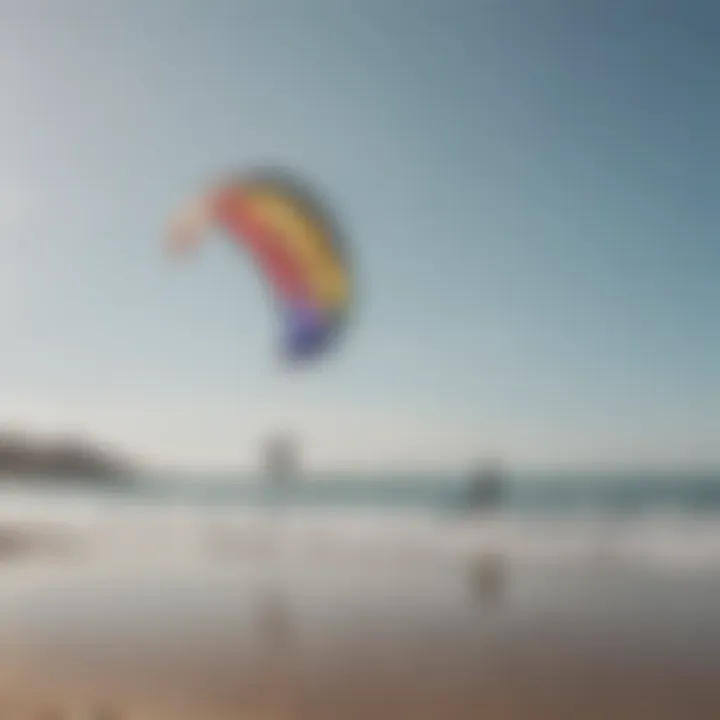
[
  {"xmin": 1, "ymin": 0, "xmax": 715, "ymax": 715},
  {"xmin": 0, "ymin": 478, "xmax": 718, "ymax": 718},
  {"xmin": 0, "ymin": 544, "xmax": 719, "ymax": 719}
]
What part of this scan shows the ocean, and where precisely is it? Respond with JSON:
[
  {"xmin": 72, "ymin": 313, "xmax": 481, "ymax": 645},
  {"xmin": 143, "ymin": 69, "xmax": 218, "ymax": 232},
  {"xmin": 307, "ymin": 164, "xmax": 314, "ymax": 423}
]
[
  {"xmin": 2, "ymin": 470, "xmax": 718, "ymax": 510},
  {"xmin": 0, "ymin": 472, "xmax": 718, "ymax": 572}
]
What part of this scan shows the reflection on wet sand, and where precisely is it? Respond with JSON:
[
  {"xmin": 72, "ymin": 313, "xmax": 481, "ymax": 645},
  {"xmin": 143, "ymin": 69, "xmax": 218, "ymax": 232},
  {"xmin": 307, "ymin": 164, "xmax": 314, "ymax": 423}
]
[
  {"xmin": 0, "ymin": 556, "xmax": 720, "ymax": 719},
  {"xmin": 466, "ymin": 552, "xmax": 507, "ymax": 607},
  {"xmin": 254, "ymin": 589, "xmax": 296, "ymax": 652},
  {"xmin": 0, "ymin": 525, "xmax": 80, "ymax": 561}
]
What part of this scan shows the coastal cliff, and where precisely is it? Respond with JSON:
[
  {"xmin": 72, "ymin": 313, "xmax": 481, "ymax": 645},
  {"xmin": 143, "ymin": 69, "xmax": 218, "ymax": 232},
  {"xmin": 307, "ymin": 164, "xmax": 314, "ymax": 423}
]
[{"xmin": 0, "ymin": 430, "xmax": 134, "ymax": 480}]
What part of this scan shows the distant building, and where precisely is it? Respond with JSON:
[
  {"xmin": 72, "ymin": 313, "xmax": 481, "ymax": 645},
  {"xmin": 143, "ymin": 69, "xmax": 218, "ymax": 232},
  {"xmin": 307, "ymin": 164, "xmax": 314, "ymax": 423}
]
[{"xmin": 264, "ymin": 434, "xmax": 300, "ymax": 483}]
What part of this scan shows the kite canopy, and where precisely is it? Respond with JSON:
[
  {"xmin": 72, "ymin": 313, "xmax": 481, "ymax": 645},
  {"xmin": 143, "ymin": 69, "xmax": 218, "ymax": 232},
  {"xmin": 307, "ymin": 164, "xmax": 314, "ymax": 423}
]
[{"xmin": 168, "ymin": 168, "xmax": 352, "ymax": 362}]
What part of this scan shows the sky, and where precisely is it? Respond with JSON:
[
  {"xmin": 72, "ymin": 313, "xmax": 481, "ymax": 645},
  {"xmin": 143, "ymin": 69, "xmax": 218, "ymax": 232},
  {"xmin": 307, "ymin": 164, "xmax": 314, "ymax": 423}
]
[{"xmin": 0, "ymin": 0, "xmax": 717, "ymax": 472}]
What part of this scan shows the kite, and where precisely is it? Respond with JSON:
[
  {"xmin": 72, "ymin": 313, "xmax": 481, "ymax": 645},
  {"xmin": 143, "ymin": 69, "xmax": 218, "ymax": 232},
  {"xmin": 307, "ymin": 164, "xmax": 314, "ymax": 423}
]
[{"xmin": 167, "ymin": 168, "xmax": 352, "ymax": 363}]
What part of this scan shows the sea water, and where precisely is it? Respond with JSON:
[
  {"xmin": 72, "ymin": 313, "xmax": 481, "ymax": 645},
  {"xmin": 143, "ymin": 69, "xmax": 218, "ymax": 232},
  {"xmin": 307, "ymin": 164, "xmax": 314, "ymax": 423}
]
[{"xmin": 0, "ymin": 472, "xmax": 718, "ymax": 572}]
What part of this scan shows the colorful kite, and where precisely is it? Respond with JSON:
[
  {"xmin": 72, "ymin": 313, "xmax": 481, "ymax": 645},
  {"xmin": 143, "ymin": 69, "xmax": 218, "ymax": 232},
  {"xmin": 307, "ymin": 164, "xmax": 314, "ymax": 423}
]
[{"xmin": 168, "ymin": 168, "xmax": 352, "ymax": 363}]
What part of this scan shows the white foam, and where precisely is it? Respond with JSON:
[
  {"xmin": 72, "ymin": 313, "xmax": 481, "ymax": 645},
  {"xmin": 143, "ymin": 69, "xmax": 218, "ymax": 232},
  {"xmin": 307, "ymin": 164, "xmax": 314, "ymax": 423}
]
[{"xmin": 0, "ymin": 486, "xmax": 718, "ymax": 572}]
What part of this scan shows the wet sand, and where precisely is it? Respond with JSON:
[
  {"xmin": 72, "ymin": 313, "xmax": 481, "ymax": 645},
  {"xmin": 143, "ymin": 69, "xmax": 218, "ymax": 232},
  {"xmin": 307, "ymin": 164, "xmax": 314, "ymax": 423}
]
[{"xmin": 0, "ymin": 558, "xmax": 719, "ymax": 719}]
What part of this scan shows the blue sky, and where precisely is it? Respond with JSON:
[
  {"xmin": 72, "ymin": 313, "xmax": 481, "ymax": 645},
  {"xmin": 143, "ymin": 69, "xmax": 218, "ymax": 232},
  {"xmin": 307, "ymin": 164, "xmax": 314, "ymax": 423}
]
[{"xmin": 0, "ymin": 0, "xmax": 716, "ymax": 470}]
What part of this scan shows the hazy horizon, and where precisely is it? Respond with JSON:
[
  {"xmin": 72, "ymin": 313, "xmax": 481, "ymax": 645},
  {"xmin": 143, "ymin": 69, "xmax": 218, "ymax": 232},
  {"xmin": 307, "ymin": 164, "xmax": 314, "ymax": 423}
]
[{"xmin": 1, "ymin": 423, "xmax": 718, "ymax": 477}]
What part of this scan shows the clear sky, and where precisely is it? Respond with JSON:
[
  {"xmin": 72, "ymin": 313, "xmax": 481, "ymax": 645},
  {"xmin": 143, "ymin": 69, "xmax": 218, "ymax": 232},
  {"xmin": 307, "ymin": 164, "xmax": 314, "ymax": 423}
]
[{"xmin": 0, "ymin": 0, "xmax": 717, "ymax": 471}]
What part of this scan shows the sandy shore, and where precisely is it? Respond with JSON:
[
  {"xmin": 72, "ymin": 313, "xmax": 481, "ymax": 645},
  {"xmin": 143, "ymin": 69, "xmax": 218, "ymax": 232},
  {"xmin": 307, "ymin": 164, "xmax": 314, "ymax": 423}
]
[{"xmin": 0, "ymin": 558, "xmax": 719, "ymax": 719}]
